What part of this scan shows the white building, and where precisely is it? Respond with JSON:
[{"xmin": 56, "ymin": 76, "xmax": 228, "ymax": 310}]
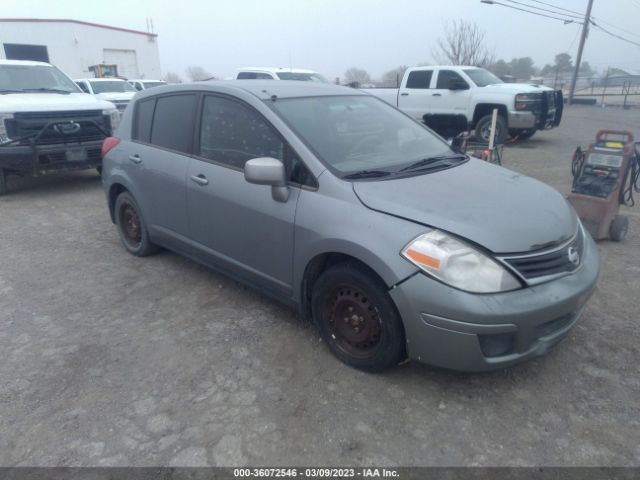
[{"xmin": 0, "ymin": 18, "xmax": 161, "ymax": 79}]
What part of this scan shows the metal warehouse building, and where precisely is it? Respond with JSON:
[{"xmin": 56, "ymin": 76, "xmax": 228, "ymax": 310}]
[{"xmin": 0, "ymin": 18, "xmax": 161, "ymax": 79}]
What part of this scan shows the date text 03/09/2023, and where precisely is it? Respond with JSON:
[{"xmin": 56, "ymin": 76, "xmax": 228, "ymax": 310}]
[{"xmin": 233, "ymin": 468, "xmax": 400, "ymax": 478}]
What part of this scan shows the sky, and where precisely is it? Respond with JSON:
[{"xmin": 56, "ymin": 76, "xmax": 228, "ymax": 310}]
[{"xmin": 2, "ymin": 0, "xmax": 640, "ymax": 80}]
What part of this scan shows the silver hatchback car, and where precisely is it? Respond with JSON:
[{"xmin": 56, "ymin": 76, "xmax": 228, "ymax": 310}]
[{"xmin": 102, "ymin": 81, "xmax": 599, "ymax": 372}]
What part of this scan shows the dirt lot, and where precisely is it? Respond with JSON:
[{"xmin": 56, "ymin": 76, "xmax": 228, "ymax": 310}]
[{"xmin": 1, "ymin": 106, "xmax": 639, "ymax": 467}]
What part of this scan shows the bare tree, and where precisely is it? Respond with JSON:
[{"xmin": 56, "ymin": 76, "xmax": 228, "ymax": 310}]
[
  {"xmin": 381, "ymin": 65, "xmax": 409, "ymax": 87},
  {"xmin": 344, "ymin": 67, "xmax": 371, "ymax": 86},
  {"xmin": 164, "ymin": 71, "xmax": 183, "ymax": 84},
  {"xmin": 185, "ymin": 66, "xmax": 213, "ymax": 81},
  {"xmin": 433, "ymin": 20, "xmax": 494, "ymax": 67}
]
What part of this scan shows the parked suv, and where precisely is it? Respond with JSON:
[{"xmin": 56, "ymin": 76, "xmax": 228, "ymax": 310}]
[{"xmin": 102, "ymin": 81, "xmax": 599, "ymax": 372}]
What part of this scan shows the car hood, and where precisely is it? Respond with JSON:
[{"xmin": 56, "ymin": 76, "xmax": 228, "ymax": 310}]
[
  {"xmin": 95, "ymin": 92, "xmax": 135, "ymax": 101},
  {"xmin": 352, "ymin": 159, "xmax": 577, "ymax": 254},
  {"xmin": 0, "ymin": 92, "xmax": 116, "ymax": 112},
  {"xmin": 482, "ymin": 83, "xmax": 554, "ymax": 93}
]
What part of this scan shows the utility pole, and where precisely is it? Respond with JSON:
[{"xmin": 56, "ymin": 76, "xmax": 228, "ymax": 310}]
[{"xmin": 568, "ymin": 0, "xmax": 594, "ymax": 104}]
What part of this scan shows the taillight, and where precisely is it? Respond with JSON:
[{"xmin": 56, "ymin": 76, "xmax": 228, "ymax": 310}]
[{"xmin": 101, "ymin": 137, "xmax": 121, "ymax": 157}]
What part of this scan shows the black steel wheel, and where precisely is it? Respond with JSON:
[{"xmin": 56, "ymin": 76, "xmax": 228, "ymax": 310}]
[
  {"xmin": 114, "ymin": 191, "xmax": 158, "ymax": 256},
  {"xmin": 312, "ymin": 262, "xmax": 406, "ymax": 371}
]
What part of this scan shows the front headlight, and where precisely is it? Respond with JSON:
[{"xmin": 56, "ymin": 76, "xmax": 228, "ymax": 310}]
[
  {"xmin": 515, "ymin": 92, "xmax": 540, "ymax": 111},
  {"xmin": 401, "ymin": 230, "xmax": 521, "ymax": 293},
  {"xmin": 0, "ymin": 113, "xmax": 14, "ymax": 143},
  {"xmin": 103, "ymin": 109, "xmax": 121, "ymax": 134}
]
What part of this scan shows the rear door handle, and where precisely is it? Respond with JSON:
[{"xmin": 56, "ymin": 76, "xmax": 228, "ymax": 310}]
[
  {"xmin": 190, "ymin": 174, "xmax": 209, "ymax": 186},
  {"xmin": 400, "ymin": 92, "xmax": 409, "ymax": 96},
  {"xmin": 432, "ymin": 93, "xmax": 442, "ymax": 97},
  {"xmin": 128, "ymin": 154, "xmax": 142, "ymax": 164}
]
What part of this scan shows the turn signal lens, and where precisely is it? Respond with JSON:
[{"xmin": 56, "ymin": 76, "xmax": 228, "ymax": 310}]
[{"xmin": 101, "ymin": 137, "xmax": 121, "ymax": 157}]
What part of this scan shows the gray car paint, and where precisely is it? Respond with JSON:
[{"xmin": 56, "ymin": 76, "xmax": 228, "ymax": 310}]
[
  {"xmin": 353, "ymin": 158, "xmax": 578, "ymax": 253},
  {"xmin": 104, "ymin": 80, "xmax": 600, "ymax": 371}
]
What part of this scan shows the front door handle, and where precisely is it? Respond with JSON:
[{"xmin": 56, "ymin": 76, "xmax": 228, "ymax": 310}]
[
  {"xmin": 432, "ymin": 93, "xmax": 442, "ymax": 97},
  {"xmin": 400, "ymin": 92, "xmax": 409, "ymax": 96},
  {"xmin": 128, "ymin": 154, "xmax": 142, "ymax": 164},
  {"xmin": 190, "ymin": 174, "xmax": 209, "ymax": 186}
]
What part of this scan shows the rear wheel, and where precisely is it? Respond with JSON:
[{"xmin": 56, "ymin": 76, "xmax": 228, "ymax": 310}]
[
  {"xmin": 475, "ymin": 114, "xmax": 508, "ymax": 144},
  {"xmin": 311, "ymin": 262, "xmax": 406, "ymax": 372},
  {"xmin": 610, "ymin": 215, "xmax": 628, "ymax": 242},
  {"xmin": 114, "ymin": 191, "xmax": 159, "ymax": 256}
]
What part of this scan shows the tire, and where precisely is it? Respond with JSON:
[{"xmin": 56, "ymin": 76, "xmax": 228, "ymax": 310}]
[
  {"xmin": 311, "ymin": 262, "xmax": 406, "ymax": 372},
  {"xmin": 513, "ymin": 129, "xmax": 536, "ymax": 140},
  {"xmin": 114, "ymin": 191, "xmax": 159, "ymax": 256},
  {"xmin": 475, "ymin": 114, "xmax": 508, "ymax": 144},
  {"xmin": 609, "ymin": 215, "xmax": 628, "ymax": 242},
  {"xmin": 0, "ymin": 169, "xmax": 6, "ymax": 196}
]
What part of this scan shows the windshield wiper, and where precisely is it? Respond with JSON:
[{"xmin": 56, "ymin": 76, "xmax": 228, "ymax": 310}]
[
  {"xmin": 342, "ymin": 169, "xmax": 393, "ymax": 180},
  {"xmin": 23, "ymin": 88, "xmax": 73, "ymax": 94},
  {"xmin": 0, "ymin": 88, "xmax": 25, "ymax": 94},
  {"xmin": 398, "ymin": 153, "xmax": 467, "ymax": 173}
]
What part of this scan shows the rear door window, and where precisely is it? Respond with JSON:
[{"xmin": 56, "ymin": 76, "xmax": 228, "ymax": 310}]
[
  {"xmin": 149, "ymin": 94, "xmax": 197, "ymax": 153},
  {"xmin": 405, "ymin": 70, "xmax": 433, "ymax": 89}
]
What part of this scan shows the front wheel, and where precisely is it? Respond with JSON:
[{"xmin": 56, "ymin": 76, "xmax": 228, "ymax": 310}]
[
  {"xmin": 311, "ymin": 262, "xmax": 406, "ymax": 372},
  {"xmin": 475, "ymin": 114, "xmax": 508, "ymax": 144},
  {"xmin": 114, "ymin": 191, "xmax": 159, "ymax": 256}
]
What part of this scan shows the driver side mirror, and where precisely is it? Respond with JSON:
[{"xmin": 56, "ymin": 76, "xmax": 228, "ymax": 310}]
[
  {"xmin": 449, "ymin": 79, "xmax": 469, "ymax": 91},
  {"xmin": 244, "ymin": 157, "xmax": 290, "ymax": 202}
]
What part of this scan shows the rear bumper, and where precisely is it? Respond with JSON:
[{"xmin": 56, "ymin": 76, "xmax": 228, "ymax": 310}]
[
  {"xmin": 0, "ymin": 140, "xmax": 103, "ymax": 176},
  {"xmin": 390, "ymin": 232, "xmax": 600, "ymax": 371}
]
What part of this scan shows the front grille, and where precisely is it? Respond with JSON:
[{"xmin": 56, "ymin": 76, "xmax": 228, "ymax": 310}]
[
  {"xmin": 6, "ymin": 110, "xmax": 109, "ymax": 146},
  {"xmin": 501, "ymin": 228, "xmax": 584, "ymax": 281}
]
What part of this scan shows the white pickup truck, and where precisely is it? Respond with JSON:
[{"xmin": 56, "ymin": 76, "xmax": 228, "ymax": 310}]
[
  {"xmin": 363, "ymin": 66, "xmax": 563, "ymax": 142},
  {"xmin": 0, "ymin": 60, "xmax": 119, "ymax": 195}
]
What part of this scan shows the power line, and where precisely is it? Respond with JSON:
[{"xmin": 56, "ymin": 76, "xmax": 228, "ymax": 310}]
[
  {"xmin": 590, "ymin": 21, "xmax": 640, "ymax": 48},
  {"xmin": 590, "ymin": 16, "xmax": 640, "ymax": 40},
  {"xmin": 481, "ymin": 1, "xmax": 583, "ymax": 23},
  {"xmin": 526, "ymin": 0, "xmax": 584, "ymax": 16},
  {"xmin": 503, "ymin": 0, "xmax": 583, "ymax": 19}
]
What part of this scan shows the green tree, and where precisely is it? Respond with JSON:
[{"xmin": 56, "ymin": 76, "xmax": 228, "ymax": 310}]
[
  {"xmin": 509, "ymin": 57, "xmax": 536, "ymax": 80},
  {"xmin": 488, "ymin": 59, "xmax": 510, "ymax": 78}
]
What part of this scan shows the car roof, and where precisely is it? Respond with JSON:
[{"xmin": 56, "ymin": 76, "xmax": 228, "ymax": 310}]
[
  {"xmin": 237, "ymin": 67, "xmax": 318, "ymax": 74},
  {"xmin": 0, "ymin": 59, "xmax": 52, "ymax": 67},
  {"xmin": 142, "ymin": 80, "xmax": 363, "ymax": 101},
  {"xmin": 75, "ymin": 78, "xmax": 128, "ymax": 82}
]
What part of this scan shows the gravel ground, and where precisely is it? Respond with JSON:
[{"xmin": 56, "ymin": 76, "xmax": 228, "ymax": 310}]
[{"xmin": 0, "ymin": 106, "xmax": 639, "ymax": 467}]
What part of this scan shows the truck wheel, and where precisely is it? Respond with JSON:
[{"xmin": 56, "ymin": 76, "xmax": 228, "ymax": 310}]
[
  {"xmin": 311, "ymin": 262, "xmax": 406, "ymax": 372},
  {"xmin": 0, "ymin": 169, "xmax": 6, "ymax": 196},
  {"xmin": 114, "ymin": 191, "xmax": 159, "ymax": 256},
  {"xmin": 609, "ymin": 215, "xmax": 628, "ymax": 242},
  {"xmin": 475, "ymin": 114, "xmax": 507, "ymax": 144}
]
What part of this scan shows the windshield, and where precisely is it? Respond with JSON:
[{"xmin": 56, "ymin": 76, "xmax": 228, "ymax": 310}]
[
  {"xmin": 270, "ymin": 95, "xmax": 454, "ymax": 176},
  {"xmin": 89, "ymin": 80, "xmax": 136, "ymax": 93},
  {"xmin": 276, "ymin": 72, "xmax": 328, "ymax": 83},
  {"xmin": 0, "ymin": 64, "xmax": 80, "ymax": 93},
  {"xmin": 463, "ymin": 68, "xmax": 503, "ymax": 87},
  {"xmin": 143, "ymin": 81, "xmax": 166, "ymax": 89}
]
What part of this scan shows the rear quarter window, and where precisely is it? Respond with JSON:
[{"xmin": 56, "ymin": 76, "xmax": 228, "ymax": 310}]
[
  {"xmin": 149, "ymin": 94, "xmax": 197, "ymax": 153},
  {"xmin": 134, "ymin": 98, "xmax": 156, "ymax": 143}
]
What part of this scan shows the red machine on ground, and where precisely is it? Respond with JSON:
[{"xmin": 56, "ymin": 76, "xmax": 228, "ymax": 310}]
[{"xmin": 568, "ymin": 130, "xmax": 640, "ymax": 241}]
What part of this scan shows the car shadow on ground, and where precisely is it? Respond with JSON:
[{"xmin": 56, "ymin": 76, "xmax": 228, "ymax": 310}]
[{"xmin": 0, "ymin": 170, "xmax": 102, "ymax": 197}]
